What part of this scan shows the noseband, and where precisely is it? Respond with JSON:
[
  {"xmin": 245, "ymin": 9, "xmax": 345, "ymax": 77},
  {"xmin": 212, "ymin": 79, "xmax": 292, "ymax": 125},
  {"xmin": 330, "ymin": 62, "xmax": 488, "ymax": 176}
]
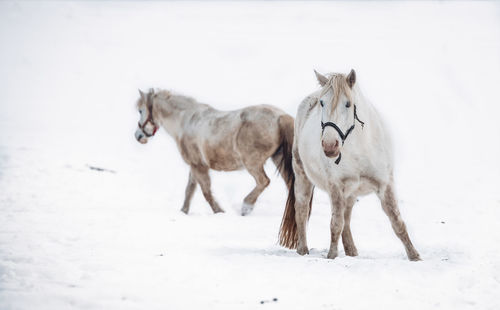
[
  {"xmin": 321, "ymin": 104, "xmax": 365, "ymax": 164},
  {"xmin": 138, "ymin": 103, "xmax": 158, "ymax": 138}
]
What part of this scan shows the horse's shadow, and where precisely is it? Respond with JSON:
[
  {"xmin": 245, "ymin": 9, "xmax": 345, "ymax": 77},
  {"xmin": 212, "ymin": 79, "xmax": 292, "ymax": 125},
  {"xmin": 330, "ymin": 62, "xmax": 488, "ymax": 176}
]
[
  {"xmin": 208, "ymin": 246, "xmax": 457, "ymax": 263},
  {"xmin": 209, "ymin": 246, "xmax": 315, "ymax": 257},
  {"xmin": 208, "ymin": 246, "xmax": 339, "ymax": 260}
]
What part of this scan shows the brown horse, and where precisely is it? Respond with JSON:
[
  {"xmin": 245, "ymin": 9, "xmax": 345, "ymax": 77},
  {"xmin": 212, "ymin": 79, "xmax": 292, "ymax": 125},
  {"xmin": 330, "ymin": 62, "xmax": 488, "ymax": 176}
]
[{"xmin": 135, "ymin": 88, "xmax": 294, "ymax": 215}]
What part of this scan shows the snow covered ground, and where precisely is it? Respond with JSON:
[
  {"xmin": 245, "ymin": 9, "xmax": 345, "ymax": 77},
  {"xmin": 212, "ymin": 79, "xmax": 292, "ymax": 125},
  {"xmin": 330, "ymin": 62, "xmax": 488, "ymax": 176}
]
[{"xmin": 1, "ymin": 1, "xmax": 500, "ymax": 309}]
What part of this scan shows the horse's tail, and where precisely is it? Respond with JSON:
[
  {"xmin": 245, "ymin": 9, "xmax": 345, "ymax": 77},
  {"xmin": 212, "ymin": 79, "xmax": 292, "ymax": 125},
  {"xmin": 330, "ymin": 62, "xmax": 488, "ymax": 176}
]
[
  {"xmin": 272, "ymin": 114, "xmax": 298, "ymax": 249},
  {"xmin": 279, "ymin": 172, "xmax": 297, "ymax": 248},
  {"xmin": 279, "ymin": 178, "xmax": 314, "ymax": 249},
  {"xmin": 272, "ymin": 114, "xmax": 294, "ymax": 191}
]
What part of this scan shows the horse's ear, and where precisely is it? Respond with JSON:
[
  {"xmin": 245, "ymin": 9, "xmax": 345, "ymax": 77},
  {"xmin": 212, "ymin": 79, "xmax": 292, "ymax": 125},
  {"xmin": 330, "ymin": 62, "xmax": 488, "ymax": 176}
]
[
  {"xmin": 139, "ymin": 89, "xmax": 145, "ymax": 99},
  {"xmin": 346, "ymin": 69, "xmax": 356, "ymax": 88},
  {"xmin": 314, "ymin": 70, "xmax": 328, "ymax": 87}
]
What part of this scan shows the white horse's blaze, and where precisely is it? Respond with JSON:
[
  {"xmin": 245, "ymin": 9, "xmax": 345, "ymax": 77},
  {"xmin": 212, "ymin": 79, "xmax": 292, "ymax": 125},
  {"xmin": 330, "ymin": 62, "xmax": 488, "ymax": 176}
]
[{"xmin": 279, "ymin": 70, "xmax": 421, "ymax": 261}]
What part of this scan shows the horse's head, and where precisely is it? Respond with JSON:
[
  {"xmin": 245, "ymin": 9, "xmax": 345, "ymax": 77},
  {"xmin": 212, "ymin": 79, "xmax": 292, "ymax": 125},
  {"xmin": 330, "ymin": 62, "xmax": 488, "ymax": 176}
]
[
  {"xmin": 135, "ymin": 88, "xmax": 159, "ymax": 144},
  {"xmin": 315, "ymin": 69, "xmax": 358, "ymax": 159}
]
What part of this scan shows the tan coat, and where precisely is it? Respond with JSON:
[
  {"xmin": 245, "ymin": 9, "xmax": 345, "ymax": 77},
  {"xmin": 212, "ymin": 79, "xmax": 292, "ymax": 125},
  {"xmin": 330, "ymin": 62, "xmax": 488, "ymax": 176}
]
[{"xmin": 135, "ymin": 89, "xmax": 294, "ymax": 215}]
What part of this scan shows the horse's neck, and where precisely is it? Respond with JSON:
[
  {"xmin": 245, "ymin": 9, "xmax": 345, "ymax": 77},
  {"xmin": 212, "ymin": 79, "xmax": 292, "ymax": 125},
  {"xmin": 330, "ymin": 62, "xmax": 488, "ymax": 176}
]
[
  {"xmin": 161, "ymin": 111, "xmax": 187, "ymax": 139},
  {"xmin": 353, "ymin": 92, "xmax": 384, "ymax": 139},
  {"xmin": 347, "ymin": 91, "xmax": 394, "ymax": 171},
  {"xmin": 155, "ymin": 94, "xmax": 206, "ymax": 139}
]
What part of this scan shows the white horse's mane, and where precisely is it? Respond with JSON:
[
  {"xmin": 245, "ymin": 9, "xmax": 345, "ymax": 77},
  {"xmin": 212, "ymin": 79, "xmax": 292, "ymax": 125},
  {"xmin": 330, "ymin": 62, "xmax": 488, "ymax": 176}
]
[{"xmin": 154, "ymin": 90, "xmax": 203, "ymax": 111}]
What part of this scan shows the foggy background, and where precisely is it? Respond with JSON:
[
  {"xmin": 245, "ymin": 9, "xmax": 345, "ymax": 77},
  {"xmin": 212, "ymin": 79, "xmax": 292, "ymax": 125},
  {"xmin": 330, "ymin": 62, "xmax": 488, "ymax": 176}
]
[{"xmin": 1, "ymin": 1, "xmax": 499, "ymax": 309}]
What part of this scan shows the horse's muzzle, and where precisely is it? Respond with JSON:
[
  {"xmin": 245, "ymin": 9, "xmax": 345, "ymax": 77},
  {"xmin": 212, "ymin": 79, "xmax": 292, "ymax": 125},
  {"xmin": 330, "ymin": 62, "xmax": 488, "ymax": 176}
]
[
  {"xmin": 322, "ymin": 140, "xmax": 340, "ymax": 158},
  {"xmin": 135, "ymin": 130, "xmax": 148, "ymax": 144},
  {"xmin": 323, "ymin": 149, "xmax": 340, "ymax": 158}
]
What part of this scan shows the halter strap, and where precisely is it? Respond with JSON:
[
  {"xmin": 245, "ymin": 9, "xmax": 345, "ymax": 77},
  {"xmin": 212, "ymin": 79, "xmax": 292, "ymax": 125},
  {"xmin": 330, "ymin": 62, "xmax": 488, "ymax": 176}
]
[
  {"xmin": 138, "ymin": 97, "xmax": 158, "ymax": 137},
  {"xmin": 321, "ymin": 105, "xmax": 364, "ymax": 142},
  {"xmin": 320, "ymin": 104, "xmax": 365, "ymax": 164},
  {"xmin": 321, "ymin": 122, "xmax": 355, "ymax": 144},
  {"xmin": 138, "ymin": 120, "xmax": 158, "ymax": 137}
]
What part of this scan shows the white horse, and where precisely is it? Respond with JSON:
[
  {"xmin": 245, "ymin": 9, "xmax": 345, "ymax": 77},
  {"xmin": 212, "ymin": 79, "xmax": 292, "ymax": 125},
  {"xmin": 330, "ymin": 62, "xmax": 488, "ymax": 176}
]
[
  {"xmin": 279, "ymin": 70, "xmax": 421, "ymax": 260},
  {"xmin": 134, "ymin": 89, "xmax": 294, "ymax": 215}
]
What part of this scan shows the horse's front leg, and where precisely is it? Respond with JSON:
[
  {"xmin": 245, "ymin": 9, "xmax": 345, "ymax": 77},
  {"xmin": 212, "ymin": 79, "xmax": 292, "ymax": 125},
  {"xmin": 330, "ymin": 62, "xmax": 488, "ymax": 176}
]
[
  {"xmin": 342, "ymin": 196, "xmax": 358, "ymax": 256},
  {"xmin": 377, "ymin": 183, "xmax": 421, "ymax": 261},
  {"xmin": 180, "ymin": 171, "xmax": 197, "ymax": 214},
  {"xmin": 327, "ymin": 186, "xmax": 345, "ymax": 259},
  {"xmin": 191, "ymin": 166, "xmax": 224, "ymax": 214}
]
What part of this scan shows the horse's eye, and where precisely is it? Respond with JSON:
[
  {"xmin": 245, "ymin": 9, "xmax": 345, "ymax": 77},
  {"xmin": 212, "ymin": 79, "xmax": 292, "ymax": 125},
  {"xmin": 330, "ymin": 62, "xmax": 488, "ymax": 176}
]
[
  {"xmin": 320, "ymin": 100, "xmax": 324, "ymax": 107},
  {"xmin": 345, "ymin": 101, "xmax": 351, "ymax": 108}
]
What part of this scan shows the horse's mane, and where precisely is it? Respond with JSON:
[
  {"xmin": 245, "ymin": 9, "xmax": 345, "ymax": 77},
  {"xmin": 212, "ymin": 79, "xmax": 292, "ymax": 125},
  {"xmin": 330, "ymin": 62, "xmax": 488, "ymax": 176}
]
[
  {"xmin": 149, "ymin": 89, "xmax": 203, "ymax": 112},
  {"xmin": 319, "ymin": 73, "xmax": 353, "ymax": 110}
]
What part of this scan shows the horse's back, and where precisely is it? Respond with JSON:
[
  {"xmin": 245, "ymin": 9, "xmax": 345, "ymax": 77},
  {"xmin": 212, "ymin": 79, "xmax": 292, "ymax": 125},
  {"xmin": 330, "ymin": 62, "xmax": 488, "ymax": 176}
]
[
  {"xmin": 234, "ymin": 105, "xmax": 287, "ymax": 162},
  {"xmin": 190, "ymin": 105, "xmax": 288, "ymax": 171}
]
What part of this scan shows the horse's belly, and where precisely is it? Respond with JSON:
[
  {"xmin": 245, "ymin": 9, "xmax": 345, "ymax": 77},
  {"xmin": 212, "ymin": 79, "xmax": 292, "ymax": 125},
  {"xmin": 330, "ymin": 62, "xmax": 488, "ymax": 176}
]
[
  {"xmin": 203, "ymin": 143, "xmax": 243, "ymax": 171},
  {"xmin": 343, "ymin": 177, "xmax": 379, "ymax": 198}
]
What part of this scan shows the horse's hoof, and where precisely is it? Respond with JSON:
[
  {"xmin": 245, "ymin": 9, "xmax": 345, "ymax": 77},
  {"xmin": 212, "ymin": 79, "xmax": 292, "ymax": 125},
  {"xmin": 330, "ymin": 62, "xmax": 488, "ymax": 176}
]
[
  {"xmin": 345, "ymin": 250, "xmax": 358, "ymax": 257},
  {"xmin": 297, "ymin": 246, "xmax": 309, "ymax": 255},
  {"xmin": 344, "ymin": 247, "xmax": 358, "ymax": 257},
  {"xmin": 241, "ymin": 203, "xmax": 254, "ymax": 216},
  {"xmin": 213, "ymin": 208, "xmax": 225, "ymax": 214},
  {"xmin": 180, "ymin": 208, "xmax": 189, "ymax": 214},
  {"xmin": 408, "ymin": 254, "xmax": 422, "ymax": 261},
  {"xmin": 327, "ymin": 249, "xmax": 338, "ymax": 259}
]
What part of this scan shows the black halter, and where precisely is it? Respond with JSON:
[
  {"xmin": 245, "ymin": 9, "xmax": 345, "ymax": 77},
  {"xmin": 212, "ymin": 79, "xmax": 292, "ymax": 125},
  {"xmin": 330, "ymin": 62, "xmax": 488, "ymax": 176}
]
[{"xmin": 321, "ymin": 104, "xmax": 365, "ymax": 164}]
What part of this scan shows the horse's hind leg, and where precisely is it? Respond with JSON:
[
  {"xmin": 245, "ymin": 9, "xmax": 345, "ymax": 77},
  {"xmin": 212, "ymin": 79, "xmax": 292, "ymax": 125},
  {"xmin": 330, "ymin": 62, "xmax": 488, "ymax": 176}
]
[
  {"xmin": 241, "ymin": 165, "xmax": 270, "ymax": 216},
  {"xmin": 342, "ymin": 196, "xmax": 358, "ymax": 256},
  {"xmin": 377, "ymin": 183, "xmax": 421, "ymax": 261},
  {"xmin": 180, "ymin": 171, "xmax": 197, "ymax": 214},
  {"xmin": 291, "ymin": 151, "xmax": 314, "ymax": 255},
  {"xmin": 191, "ymin": 166, "xmax": 224, "ymax": 214},
  {"xmin": 294, "ymin": 168, "xmax": 314, "ymax": 255}
]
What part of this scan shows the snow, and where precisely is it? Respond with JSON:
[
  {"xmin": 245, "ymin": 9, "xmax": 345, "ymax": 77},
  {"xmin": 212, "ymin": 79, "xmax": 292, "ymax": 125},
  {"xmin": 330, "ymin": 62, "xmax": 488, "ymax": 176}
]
[{"xmin": 1, "ymin": 1, "xmax": 499, "ymax": 309}]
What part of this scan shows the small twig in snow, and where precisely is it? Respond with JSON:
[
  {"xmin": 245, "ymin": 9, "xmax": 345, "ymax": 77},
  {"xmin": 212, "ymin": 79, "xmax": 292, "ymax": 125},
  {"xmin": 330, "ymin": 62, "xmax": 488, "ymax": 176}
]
[
  {"xmin": 260, "ymin": 298, "xmax": 278, "ymax": 304},
  {"xmin": 87, "ymin": 165, "xmax": 116, "ymax": 174}
]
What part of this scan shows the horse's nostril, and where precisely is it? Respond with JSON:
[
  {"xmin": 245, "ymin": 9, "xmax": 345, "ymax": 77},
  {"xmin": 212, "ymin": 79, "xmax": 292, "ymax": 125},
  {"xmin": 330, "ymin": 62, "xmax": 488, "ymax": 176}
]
[{"xmin": 322, "ymin": 140, "xmax": 339, "ymax": 151}]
